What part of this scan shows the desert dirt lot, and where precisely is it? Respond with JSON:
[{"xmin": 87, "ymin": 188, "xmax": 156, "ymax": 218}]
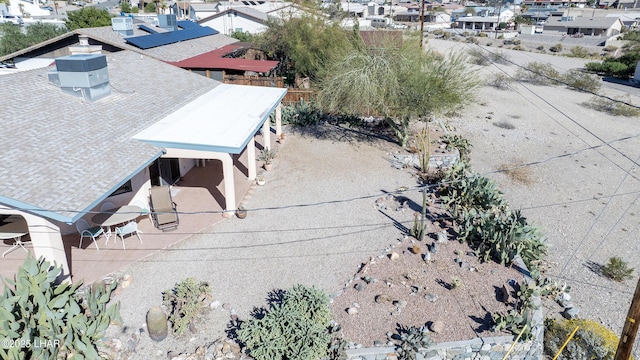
[{"xmin": 427, "ymin": 38, "xmax": 640, "ymax": 353}]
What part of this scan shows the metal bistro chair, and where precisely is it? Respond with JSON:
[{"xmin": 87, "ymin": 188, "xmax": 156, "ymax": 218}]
[
  {"xmin": 149, "ymin": 185, "xmax": 179, "ymax": 231},
  {"xmin": 98, "ymin": 202, "xmax": 116, "ymax": 244},
  {"xmin": 76, "ymin": 219, "xmax": 103, "ymax": 250},
  {"xmin": 114, "ymin": 221, "xmax": 142, "ymax": 250}
]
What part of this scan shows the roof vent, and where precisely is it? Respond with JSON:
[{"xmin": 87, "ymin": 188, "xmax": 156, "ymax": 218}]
[
  {"xmin": 68, "ymin": 34, "xmax": 103, "ymax": 55},
  {"xmin": 50, "ymin": 54, "xmax": 111, "ymax": 102},
  {"xmin": 112, "ymin": 17, "xmax": 134, "ymax": 36},
  {"xmin": 157, "ymin": 14, "xmax": 178, "ymax": 31}
]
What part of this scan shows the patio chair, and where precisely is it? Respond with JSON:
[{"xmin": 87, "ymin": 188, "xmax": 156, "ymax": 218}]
[
  {"xmin": 76, "ymin": 219, "xmax": 103, "ymax": 250},
  {"xmin": 149, "ymin": 185, "xmax": 179, "ymax": 231},
  {"xmin": 114, "ymin": 221, "xmax": 142, "ymax": 250},
  {"xmin": 100, "ymin": 202, "xmax": 116, "ymax": 212}
]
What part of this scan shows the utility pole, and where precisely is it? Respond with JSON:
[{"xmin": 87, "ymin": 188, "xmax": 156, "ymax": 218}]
[
  {"xmin": 419, "ymin": 0, "xmax": 425, "ymax": 48},
  {"xmin": 615, "ymin": 277, "xmax": 640, "ymax": 360}
]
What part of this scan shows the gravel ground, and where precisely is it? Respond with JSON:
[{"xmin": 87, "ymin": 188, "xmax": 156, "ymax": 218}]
[
  {"xmin": 104, "ymin": 39, "xmax": 640, "ymax": 358},
  {"xmin": 427, "ymin": 38, "xmax": 640, "ymax": 356}
]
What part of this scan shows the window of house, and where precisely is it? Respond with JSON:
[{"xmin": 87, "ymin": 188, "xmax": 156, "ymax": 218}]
[{"xmin": 109, "ymin": 180, "xmax": 133, "ymax": 197}]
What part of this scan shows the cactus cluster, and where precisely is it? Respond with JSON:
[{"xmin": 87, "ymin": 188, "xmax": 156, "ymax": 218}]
[
  {"xmin": 0, "ymin": 256, "xmax": 121, "ymax": 359},
  {"xmin": 162, "ymin": 277, "xmax": 211, "ymax": 335},
  {"xmin": 237, "ymin": 284, "xmax": 332, "ymax": 360}
]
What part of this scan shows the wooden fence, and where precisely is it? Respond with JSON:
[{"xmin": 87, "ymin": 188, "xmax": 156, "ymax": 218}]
[{"xmin": 221, "ymin": 74, "xmax": 315, "ymax": 105}]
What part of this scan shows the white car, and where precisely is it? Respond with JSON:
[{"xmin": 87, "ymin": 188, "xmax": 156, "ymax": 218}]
[{"xmin": 0, "ymin": 14, "xmax": 24, "ymax": 25}]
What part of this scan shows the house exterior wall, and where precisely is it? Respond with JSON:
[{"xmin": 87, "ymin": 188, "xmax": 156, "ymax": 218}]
[{"xmin": 200, "ymin": 14, "xmax": 267, "ymax": 35}]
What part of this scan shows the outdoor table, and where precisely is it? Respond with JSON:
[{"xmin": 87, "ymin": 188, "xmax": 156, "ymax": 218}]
[
  {"xmin": 0, "ymin": 215, "xmax": 29, "ymax": 257},
  {"xmin": 91, "ymin": 205, "xmax": 143, "ymax": 227}
]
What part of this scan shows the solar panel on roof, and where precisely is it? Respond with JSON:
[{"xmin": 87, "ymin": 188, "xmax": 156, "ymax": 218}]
[
  {"xmin": 138, "ymin": 24, "xmax": 159, "ymax": 34},
  {"xmin": 177, "ymin": 20, "xmax": 199, "ymax": 29},
  {"xmin": 125, "ymin": 26, "xmax": 219, "ymax": 49}
]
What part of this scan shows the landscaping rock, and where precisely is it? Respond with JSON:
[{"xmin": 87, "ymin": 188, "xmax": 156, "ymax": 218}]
[
  {"xmin": 563, "ymin": 307, "xmax": 579, "ymax": 319},
  {"xmin": 354, "ymin": 283, "xmax": 367, "ymax": 291},
  {"xmin": 376, "ymin": 294, "xmax": 393, "ymax": 303},
  {"xmin": 347, "ymin": 307, "xmax": 358, "ymax": 315},
  {"xmin": 389, "ymin": 252, "xmax": 400, "ymax": 260},
  {"xmin": 430, "ymin": 320, "xmax": 444, "ymax": 334}
]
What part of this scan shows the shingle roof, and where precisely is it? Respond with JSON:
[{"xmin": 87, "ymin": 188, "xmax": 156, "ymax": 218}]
[
  {"xmin": 76, "ymin": 26, "xmax": 238, "ymax": 62},
  {"xmin": 545, "ymin": 16, "xmax": 621, "ymax": 29},
  {"xmin": 0, "ymin": 50, "xmax": 221, "ymax": 223}
]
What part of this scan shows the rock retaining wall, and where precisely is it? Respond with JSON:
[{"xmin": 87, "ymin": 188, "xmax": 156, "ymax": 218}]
[{"xmin": 345, "ymin": 256, "xmax": 543, "ymax": 360}]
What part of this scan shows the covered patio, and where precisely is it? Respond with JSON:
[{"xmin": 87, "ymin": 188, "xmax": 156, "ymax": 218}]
[{"xmin": 0, "ymin": 131, "xmax": 279, "ymax": 286}]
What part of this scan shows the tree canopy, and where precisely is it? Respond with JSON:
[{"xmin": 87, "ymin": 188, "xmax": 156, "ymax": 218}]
[
  {"xmin": 65, "ymin": 7, "xmax": 113, "ymax": 30},
  {"xmin": 256, "ymin": 14, "xmax": 353, "ymax": 82},
  {"xmin": 0, "ymin": 22, "xmax": 67, "ymax": 56},
  {"xmin": 316, "ymin": 33, "xmax": 478, "ymax": 147},
  {"xmin": 585, "ymin": 30, "xmax": 640, "ymax": 78}
]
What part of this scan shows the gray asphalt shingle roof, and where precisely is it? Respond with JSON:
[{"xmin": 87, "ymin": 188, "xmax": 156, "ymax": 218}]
[
  {"xmin": 0, "ymin": 50, "xmax": 221, "ymax": 223},
  {"xmin": 76, "ymin": 26, "xmax": 239, "ymax": 62}
]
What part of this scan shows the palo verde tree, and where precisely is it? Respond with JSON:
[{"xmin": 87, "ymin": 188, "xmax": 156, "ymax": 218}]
[
  {"xmin": 0, "ymin": 22, "xmax": 67, "ymax": 56},
  {"xmin": 256, "ymin": 13, "xmax": 354, "ymax": 84},
  {"xmin": 316, "ymin": 33, "xmax": 478, "ymax": 147},
  {"xmin": 65, "ymin": 7, "xmax": 113, "ymax": 31}
]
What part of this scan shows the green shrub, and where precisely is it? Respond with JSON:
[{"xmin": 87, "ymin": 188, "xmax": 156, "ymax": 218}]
[
  {"xmin": 562, "ymin": 69, "xmax": 601, "ymax": 93},
  {"xmin": 601, "ymin": 256, "xmax": 634, "ymax": 282},
  {"xmin": 544, "ymin": 318, "xmax": 628, "ymax": 360},
  {"xmin": 131, "ymin": 6, "xmax": 139, "ymax": 13},
  {"xmin": 238, "ymin": 285, "xmax": 332, "ymax": 360},
  {"xmin": 487, "ymin": 73, "xmax": 514, "ymax": 90},
  {"xmin": 281, "ymin": 100, "xmax": 324, "ymax": 126},
  {"xmin": 515, "ymin": 62, "xmax": 561, "ymax": 85},
  {"xmin": 120, "ymin": 1, "xmax": 131, "ymax": 12},
  {"xmin": 477, "ymin": 32, "xmax": 488, "ymax": 37},
  {"xmin": 0, "ymin": 256, "xmax": 121, "ymax": 359},
  {"xmin": 569, "ymin": 46, "xmax": 590, "ymax": 58},
  {"xmin": 549, "ymin": 43, "xmax": 563, "ymax": 53},
  {"xmin": 468, "ymin": 48, "xmax": 490, "ymax": 65},
  {"xmin": 603, "ymin": 45, "xmax": 618, "ymax": 52},
  {"xmin": 162, "ymin": 278, "xmax": 212, "ymax": 335},
  {"xmin": 581, "ymin": 96, "xmax": 640, "ymax": 117},
  {"xmin": 144, "ymin": 1, "xmax": 155, "ymax": 13}
]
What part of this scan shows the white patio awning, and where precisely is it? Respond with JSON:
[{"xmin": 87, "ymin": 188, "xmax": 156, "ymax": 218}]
[{"xmin": 133, "ymin": 84, "xmax": 287, "ymax": 154}]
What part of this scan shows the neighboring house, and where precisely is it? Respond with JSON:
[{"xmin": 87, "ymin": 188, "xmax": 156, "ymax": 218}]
[
  {"xmin": 198, "ymin": 7, "xmax": 269, "ymax": 35},
  {"xmin": 453, "ymin": 8, "xmax": 514, "ymax": 30},
  {"xmin": 0, "ymin": 23, "xmax": 286, "ymax": 283},
  {"xmin": 521, "ymin": 0, "xmax": 587, "ymax": 6},
  {"xmin": 607, "ymin": 13, "xmax": 640, "ymax": 28},
  {"xmin": 0, "ymin": 18, "xmax": 239, "ymax": 69},
  {"xmin": 543, "ymin": 15, "xmax": 624, "ymax": 36},
  {"xmin": 168, "ymin": 43, "xmax": 279, "ymax": 80}
]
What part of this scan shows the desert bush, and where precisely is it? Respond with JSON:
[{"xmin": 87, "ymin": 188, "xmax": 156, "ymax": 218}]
[
  {"xmin": 581, "ymin": 96, "xmax": 640, "ymax": 117},
  {"xmin": 468, "ymin": 48, "xmax": 490, "ymax": 65},
  {"xmin": 478, "ymin": 32, "xmax": 488, "ymax": 37},
  {"xmin": 562, "ymin": 69, "xmax": 601, "ymax": 93},
  {"xmin": 549, "ymin": 43, "xmax": 563, "ymax": 53},
  {"xmin": 466, "ymin": 36, "xmax": 479, "ymax": 44},
  {"xmin": 432, "ymin": 29, "xmax": 444, "ymax": 36},
  {"xmin": 281, "ymin": 100, "xmax": 324, "ymax": 126},
  {"xmin": 488, "ymin": 73, "xmax": 514, "ymax": 90},
  {"xmin": 544, "ymin": 318, "xmax": 627, "ymax": 360},
  {"xmin": 512, "ymin": 45, "xmax": 524, "ymax": 51},
  {"xmin": 489, "ymin": 50, "xmax": 511, "ymax": 65},
  {"xmin": 536, "ymin": 45, "xmax": 545, "ymax": 51},
  {"xmin": 515, "ymin": 62, "xmax": 561, "ymax": 85},
  {"xmin": 493, "ymin": 120, "xmax": 515, "ymax": 129},
  {"xmin": 569, "ymin": 46, "xmax": 590, "ymax": 58},
  {"xmin": 0, "ymin": 256, "xmax": 121, "ymax": 359},
  {"xmin": 585, "ymin": 61, "xmax": 631, "ymax": 78},
  {"xmin": 603, "ymin": 45, "xmax": 618, "ymax": 52},
  {"xmin": 162, "ymin": 278, "xmax": 212, "ymax": 335},
  {"xmin": 238, "ymin": 285, "xmax": 332, "ymax": 360},
  {"xmin": 601, "ymin": 256, "xmax": 634, "ymax": 282}
]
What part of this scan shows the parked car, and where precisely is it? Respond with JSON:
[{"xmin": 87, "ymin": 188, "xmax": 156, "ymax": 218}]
[
  {"xmin": 0, "ymin": 14, "xmax": 24, "ymax": 25},
  {"xmin": 40, "ymin": 5, "xmax": 54, "ymax": 11}
]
